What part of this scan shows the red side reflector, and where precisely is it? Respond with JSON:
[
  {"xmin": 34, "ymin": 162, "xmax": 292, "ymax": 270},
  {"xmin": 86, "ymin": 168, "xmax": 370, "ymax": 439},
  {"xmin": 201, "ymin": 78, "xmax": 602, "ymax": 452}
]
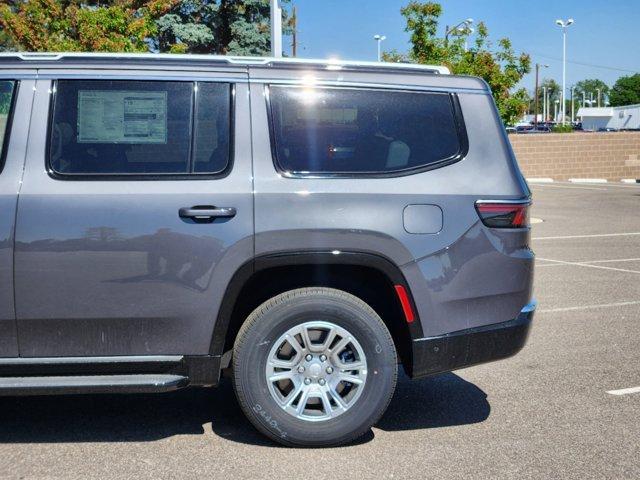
[
  {"xmin": 475, "ymin": 201, "xmax": 530, "ymax": 228},
  {"xmin": 394, "ymin": 285, "xmax": 415, "ymax": 324}
]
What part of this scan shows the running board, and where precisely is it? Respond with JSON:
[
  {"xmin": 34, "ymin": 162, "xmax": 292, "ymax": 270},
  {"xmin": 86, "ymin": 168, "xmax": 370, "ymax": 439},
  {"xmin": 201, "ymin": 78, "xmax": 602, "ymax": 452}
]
[
  {"xmin": 0, "ymin": 355, "xmax": 221, "ymax": 388},
  {"xmin": 0, "ymin": 374, "xmax": 189, "ymax": 396}
]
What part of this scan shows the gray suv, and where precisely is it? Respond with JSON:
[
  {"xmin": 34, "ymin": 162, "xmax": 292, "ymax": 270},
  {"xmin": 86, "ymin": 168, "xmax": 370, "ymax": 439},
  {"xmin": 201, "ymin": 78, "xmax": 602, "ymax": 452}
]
[{"xmin": 0, "ymin": 53, "xmax": 535, "ymax": 447}]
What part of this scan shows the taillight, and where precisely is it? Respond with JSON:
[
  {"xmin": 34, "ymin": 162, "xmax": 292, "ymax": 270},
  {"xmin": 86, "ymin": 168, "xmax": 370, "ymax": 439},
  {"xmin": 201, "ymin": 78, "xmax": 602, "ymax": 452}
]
[{"xmin": 475, "ymin": 201, "xmax": 530, "ymax": 228}]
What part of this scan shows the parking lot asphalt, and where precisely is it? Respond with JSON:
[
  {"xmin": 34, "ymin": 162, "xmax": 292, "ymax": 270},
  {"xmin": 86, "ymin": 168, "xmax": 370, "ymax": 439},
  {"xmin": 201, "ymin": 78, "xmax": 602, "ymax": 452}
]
[{"xmin": 0, "ymin": 181, "xmax": 638, "ymax": 479}]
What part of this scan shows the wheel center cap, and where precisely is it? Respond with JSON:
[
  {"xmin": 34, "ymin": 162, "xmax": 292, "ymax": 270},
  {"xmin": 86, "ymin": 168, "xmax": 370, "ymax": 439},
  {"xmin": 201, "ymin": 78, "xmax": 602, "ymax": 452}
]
[{"xmin": 308, "ymin": 362, "xmax": 322, "ymax": 378}]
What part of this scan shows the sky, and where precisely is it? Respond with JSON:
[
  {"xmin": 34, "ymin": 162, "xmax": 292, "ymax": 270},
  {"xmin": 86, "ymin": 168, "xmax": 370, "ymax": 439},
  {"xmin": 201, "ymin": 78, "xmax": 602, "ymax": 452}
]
[{"xmin": 288, "ymin": 0, "xmax": 639, "ymax": 94}]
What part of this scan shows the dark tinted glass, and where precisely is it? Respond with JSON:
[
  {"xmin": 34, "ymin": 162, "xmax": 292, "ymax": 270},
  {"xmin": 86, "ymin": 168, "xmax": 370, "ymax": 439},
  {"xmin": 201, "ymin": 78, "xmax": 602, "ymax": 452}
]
[
  {"xmin": 0, "ymin": 81, "xmax": 16, "ymax": 160},
  {"xmin": 50, "ymin": 80, "xmax": 231, "ymax": 176},
  {"xmin": 269, "ymin": 86, "xmax": 462, "ymax": 174},
  {"xmin": 193, "ymin": 83, "xmax": 231, "ymax": 173}
]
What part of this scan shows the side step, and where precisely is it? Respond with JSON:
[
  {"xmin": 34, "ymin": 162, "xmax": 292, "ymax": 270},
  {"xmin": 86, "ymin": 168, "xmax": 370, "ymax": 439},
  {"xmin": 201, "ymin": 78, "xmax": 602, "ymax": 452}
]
[{"xmin": 0, "ymin": 374, "xmax": 189, "ymax": 396}]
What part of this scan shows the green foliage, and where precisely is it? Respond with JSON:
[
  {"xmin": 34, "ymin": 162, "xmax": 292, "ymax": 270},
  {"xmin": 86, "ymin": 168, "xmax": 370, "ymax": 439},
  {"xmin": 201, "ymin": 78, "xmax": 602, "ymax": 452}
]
[
  {"xmin": 0, "ymin": 0, "xmax": 291, "ymax": 56},
  {"xmin": 609, "ymin": 73, "xmax": 640, "ymax": 107},
  {"xmin": 574, "ymin": 78, "xmax": 609, "ymax": 106},
  {"xmin": 387, "ymin": 1, "xmax": 530, "ymax": 124},
  {"xmin": 0, "ymin": 0, "xmax": 177, "ymax": 52},
  {"xmin": 155, "ymin": 0, "xmax": 292, "ymax": 55},
  {"xmin": 538, "ymin": 78, "xmax": 560, "ymax": 104},
  {"xmin": 0, "ymin": 81, "xmax": 14, "ymax": 115},
  {"xmin": 551, "ymin": 124, "xmax": 573, "ymax": 133}
]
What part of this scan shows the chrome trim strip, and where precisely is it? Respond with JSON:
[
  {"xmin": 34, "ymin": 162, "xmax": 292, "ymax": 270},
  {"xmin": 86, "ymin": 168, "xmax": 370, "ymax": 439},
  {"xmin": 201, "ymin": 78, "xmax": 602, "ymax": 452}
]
[
  {"xmin": 251, "ymin": 78, "xmax": 487, "ymax": 93},
  {"xmin": 0, "ymin": 355, "xmax": 183, "ymax": 365},
  {"xmin": 35, "ymin": 72, "xmax": 249, "ymax": 82}
]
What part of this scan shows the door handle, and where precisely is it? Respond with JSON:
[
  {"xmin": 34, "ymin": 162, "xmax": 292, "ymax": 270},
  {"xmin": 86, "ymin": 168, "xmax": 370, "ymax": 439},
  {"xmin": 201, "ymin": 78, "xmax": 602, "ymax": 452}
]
[{"xmin": 179, "ymin": 206, "xmax": 237, "ymax": 222}]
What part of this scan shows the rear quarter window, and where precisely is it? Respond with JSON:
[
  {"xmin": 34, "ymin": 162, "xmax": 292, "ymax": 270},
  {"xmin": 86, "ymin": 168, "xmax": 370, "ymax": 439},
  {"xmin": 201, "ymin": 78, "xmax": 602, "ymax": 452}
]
[{"xmin": 268, "ymin": 86, "xmax": 466, "ymax": 176}]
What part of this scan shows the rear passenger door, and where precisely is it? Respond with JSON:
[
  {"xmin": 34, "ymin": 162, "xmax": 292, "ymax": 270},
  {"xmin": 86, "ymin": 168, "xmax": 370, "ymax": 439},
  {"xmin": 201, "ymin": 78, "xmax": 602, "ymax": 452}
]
[
  {"xmin": 14, "ymin": 70, "xmax": 253, "ymax": 357},
  {"xmin": 0, "ymin": 74, "xmax": 33, "ymax": 357}
]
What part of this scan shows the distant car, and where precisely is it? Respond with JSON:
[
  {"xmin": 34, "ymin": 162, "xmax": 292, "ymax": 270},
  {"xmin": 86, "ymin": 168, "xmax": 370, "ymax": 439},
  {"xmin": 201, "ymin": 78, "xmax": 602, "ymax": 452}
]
[
  {"xmin": 505, "ymin": 126, "xmax": 517, "ymax": 133},
  {"xmin": 572, "ymin": 122, "xmax": 583, "ymax": 131},
  {"xmin": 598, "ymin": 127, "xmax": 618, "ymax": 132}
]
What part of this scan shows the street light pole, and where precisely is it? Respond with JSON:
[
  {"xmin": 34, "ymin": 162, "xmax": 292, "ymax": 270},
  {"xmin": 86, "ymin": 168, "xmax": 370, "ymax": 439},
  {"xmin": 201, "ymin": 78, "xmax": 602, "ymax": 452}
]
[
  {"xmin": 555, "ymin": 18, "xmax": 574, "ymax": 125},
  {"xmin": 445, "ymin": 18, "xmax": 474, "ymax": 46},
  {"xmin": 543, "ymin": 86, "xmax": 547, "ymax": 122},
  {"xmin": 571, "ymin": 85, "xmax": 575, "ymax": 123},
  {"xmin": 373, "ymin": 35, "xmax": 386, "ymax": 62},
  {"xmin": 270, "ymin": 0, "xmax": 282, "ymax": 57},
  {"xmin": 534, "ymin": 63, "xmax": 548, "ymax": 129}
]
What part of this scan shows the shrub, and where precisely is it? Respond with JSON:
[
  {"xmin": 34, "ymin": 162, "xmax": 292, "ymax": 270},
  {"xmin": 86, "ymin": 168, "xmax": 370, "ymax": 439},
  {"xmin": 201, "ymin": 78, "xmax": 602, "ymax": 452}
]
[{"xmin": 552, "ymin": 124, "xmax": 573, "ymax": 133}]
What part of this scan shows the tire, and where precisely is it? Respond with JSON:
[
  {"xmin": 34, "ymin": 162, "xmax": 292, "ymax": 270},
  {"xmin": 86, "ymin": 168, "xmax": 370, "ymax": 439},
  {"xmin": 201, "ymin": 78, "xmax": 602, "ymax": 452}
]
[{"xmin": 233, "ymin": 287, "xmax": 397, "ymax": 447}]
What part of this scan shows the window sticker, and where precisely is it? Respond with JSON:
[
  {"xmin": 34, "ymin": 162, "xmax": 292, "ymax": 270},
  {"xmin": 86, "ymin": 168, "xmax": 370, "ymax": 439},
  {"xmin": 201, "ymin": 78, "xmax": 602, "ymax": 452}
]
[{"xmin": 77, "ymin": 90, "xmax": 167, "ymax": 144}]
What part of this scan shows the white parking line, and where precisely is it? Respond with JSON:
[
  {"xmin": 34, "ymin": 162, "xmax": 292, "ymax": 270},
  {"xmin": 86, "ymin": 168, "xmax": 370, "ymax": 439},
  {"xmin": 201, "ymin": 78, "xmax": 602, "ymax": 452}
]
[
  {"xmin": 537, "ymin": 257, "xmax": 640, "ymax": 268},
  {"xmin": 537, "ymin": 257, "xmax": 640, "ymax": 274},
  {"xmin": 533, "ymin": 232, "xmax": 640, "ymax": 241},
  {"xmin": 530, "ymin": 183, "xmax": 607, "ymax": 191},
  {"xmin": 531, "ymin": 181, "xmax": 640, "ymax": 190},
  {"xmin": 607, "ymin": 386, "xmax": 640, "ymax": 396},
  {"xmin": 539, "ymin": 300, "xmax": 640, "ymax": 313}
]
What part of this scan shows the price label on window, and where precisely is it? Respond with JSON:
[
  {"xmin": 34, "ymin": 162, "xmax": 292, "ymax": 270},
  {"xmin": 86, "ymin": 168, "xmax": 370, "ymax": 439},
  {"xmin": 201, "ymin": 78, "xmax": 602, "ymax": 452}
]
[{"xmin": 77, "ymin": 90, "xmax": 167, "ymax": 144}]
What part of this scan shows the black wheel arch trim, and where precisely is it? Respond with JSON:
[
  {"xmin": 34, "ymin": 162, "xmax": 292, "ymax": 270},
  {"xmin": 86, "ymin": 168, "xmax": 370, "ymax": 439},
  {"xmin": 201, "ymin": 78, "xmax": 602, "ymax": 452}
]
[{"xmin": 208, "ymin": 251, "xmax": 424, "ymax": 358}]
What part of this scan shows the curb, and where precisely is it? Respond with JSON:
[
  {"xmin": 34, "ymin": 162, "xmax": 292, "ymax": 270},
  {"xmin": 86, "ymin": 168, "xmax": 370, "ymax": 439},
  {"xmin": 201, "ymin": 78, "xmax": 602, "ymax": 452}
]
[{"xmin": 568, "ymin": 178, "xmax": 608, "ymax": 184}]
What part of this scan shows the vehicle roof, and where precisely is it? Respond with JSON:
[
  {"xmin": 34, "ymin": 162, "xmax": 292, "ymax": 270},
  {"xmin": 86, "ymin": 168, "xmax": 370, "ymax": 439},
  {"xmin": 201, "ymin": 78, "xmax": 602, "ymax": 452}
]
[
  {"xmin": 0, "ymin": 52, "xmax": 449, "ymax": 73},
  {"xmin": 0, "ymin": 52, "xmax": 489, "ymax": 91}
]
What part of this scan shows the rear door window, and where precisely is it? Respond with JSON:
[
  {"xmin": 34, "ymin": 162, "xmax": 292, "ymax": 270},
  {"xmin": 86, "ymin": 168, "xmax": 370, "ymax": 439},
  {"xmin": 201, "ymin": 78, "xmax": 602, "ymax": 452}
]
[
  {"xmin": 268, "ymin": 86, "xmax": 466, "ymax": 175},
  {"xmin": 49, "ymin": 80, "xmax": 231, "ymax": 176},
  {"xmin": 0, "ymin": 80, "xmax": 17, "ymax": 170}
]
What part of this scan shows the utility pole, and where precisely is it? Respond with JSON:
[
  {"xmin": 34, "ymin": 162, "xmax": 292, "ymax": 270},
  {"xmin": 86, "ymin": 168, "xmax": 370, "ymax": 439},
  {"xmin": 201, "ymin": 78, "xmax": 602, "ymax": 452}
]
[
  {"xmin": 270, "ymin": 0, "xmax": 282, "ymax": 57},
  {"xmin": 543, "ymin": 86, "xmax": 547, "ymax": 122},
  {"xmin": 291, "ymin": 6, "xmax": 297, "ymax": 57}
]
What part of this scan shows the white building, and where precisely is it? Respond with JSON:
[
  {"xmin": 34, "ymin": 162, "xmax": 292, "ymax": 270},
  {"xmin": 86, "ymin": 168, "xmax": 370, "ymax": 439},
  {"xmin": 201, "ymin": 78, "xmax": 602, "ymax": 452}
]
[{"xmin": 577, "ymin": 104, "xmax": 640, "ymax": 131}]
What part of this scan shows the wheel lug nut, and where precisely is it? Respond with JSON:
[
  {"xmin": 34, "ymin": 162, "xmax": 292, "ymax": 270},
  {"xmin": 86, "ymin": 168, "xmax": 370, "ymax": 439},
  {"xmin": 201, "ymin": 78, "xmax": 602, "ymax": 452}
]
[
  {"xmin": 297, "ymin": 366, "xmax": 305, "ymax": 373},
  {"xmin": 304, "ymin": 378, "xmax": 311, "ymax": 385},
  {"xmin": 326, "ymin": 367, "xmax": 333, "ymax": 374},
  {"xmin": 319, "ymin": 354, "xmax": 327, "ymax": 362},
  {"xmin": 305, "ymin": 354, "xmax": 313, "ymax": 361},
  {"xmin": 318, "ymin": 379, "xmax": 326, "ymax": 386}
]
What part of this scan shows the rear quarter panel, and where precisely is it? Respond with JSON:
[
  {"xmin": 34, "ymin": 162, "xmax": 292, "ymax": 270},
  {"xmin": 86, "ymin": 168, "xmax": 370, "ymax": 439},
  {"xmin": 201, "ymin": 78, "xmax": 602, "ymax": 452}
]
[{"xmin": 250, "ymin": 70, "xmax": 533, "ymax": 337}]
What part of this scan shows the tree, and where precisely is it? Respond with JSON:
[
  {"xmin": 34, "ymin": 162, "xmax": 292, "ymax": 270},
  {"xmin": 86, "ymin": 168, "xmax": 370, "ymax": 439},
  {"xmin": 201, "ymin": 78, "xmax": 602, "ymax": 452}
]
[
  {"xmin": 0, "ymin": 0, "xmax": 178, "ymax": 52},
  {"xmin": 154, "ymin": 0, "xmax": 291, "ymax": 55},
  {"xmin": 384, "ymin": 1, "xmax": 530, "ymax": 124},
  {"xmin": 574, "ymin": 78, "xmax": 609, "ymax": 107},
  {"xmin": 609, "ymin": 73, "xmax": 640, "ymax": 107}
]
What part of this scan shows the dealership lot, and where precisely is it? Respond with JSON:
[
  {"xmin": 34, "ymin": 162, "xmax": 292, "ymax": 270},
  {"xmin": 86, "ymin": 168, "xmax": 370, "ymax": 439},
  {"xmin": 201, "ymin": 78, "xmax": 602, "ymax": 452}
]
[{"xmin": 0, "ymin": 181, "xmax": 638, "ymax": 479}]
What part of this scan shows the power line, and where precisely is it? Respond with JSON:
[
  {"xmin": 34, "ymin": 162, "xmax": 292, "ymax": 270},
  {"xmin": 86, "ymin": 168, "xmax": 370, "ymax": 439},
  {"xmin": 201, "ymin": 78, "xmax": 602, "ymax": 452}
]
[{"xmin": 525, "ymin": 51, "xmax": 637, "ymax": 74}]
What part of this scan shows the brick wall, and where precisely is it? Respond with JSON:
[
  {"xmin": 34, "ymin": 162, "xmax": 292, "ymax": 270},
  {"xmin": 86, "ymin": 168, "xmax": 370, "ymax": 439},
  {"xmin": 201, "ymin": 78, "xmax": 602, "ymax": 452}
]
[{"xmin": 509, "ymin": 132, "xmax": 640, "ymax": 181}]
